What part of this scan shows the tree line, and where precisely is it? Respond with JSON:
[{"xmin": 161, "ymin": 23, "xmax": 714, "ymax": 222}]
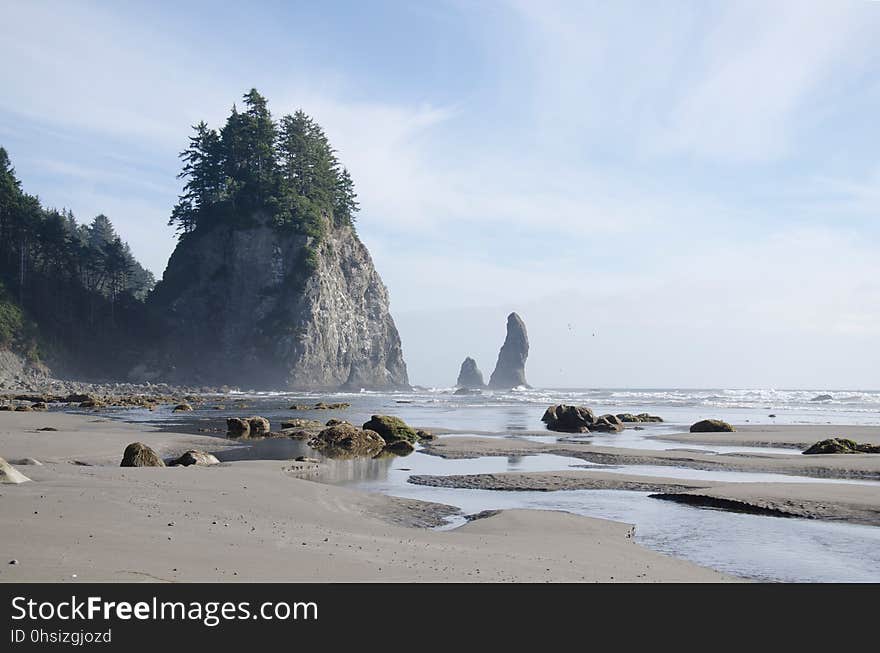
[
  {"xmin": 0, "ymin": 146, "xmax": 154, "ymax": 370},
  {"xmin": 170, "ymin": 88, "xmax": 359, "ymax": 240}
]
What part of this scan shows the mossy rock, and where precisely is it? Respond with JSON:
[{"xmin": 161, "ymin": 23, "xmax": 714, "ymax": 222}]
[
  {"xmin": 362, "ymin": 415, "xmax": 419, "ymax": 443},
  {"xmin": 689, "ymin": 419, "xmax": 736, "ymax": 433},
  {"xmin": 803, "ymin": 438, "xmax": 880, "ymax": 454}
]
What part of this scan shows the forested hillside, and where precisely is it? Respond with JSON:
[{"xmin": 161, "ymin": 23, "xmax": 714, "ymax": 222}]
[{"xmin": 0, "ymin": 147, "xmax": 155, "ymax": 376}]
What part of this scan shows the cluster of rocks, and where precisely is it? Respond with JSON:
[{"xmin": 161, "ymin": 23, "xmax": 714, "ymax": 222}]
[
  {"xmin": 288, "ymin": 402, "xmax": 351, "ymax": 410},
  {"xmin": 308, "ymin": 415, "xmax": 434, "ymax": 458},
  {"xmin": 226, "ymin": 416, "xmax": 272, "ymax": 439},
  {"xmin": 689, "ymin": 419, "xmax": 736, "ymax": 433},
  {"xmin": 455, "ymin": 312, "xmax": 530, "ymax": 391},
  {"xmin": 803, "ymin": 438, "xmax": 880, "ymax": 455},
  {"xmin": 0, "ymin": 388, "xmax": 228, "ymax": 412},
  {"xmin": 119, "ymin": 442, "xmax": 220, "ymax": 467},
  {"xmin": 541, "ymin": 404, "xmax": 663, "ymax": 433}
]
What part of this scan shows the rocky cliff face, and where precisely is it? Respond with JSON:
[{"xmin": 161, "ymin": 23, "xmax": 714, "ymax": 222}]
[
  {"xmin": 488, "ymin": 312, "xmax": 529, "ymax": 389},
  {"xmin": 456, "ymin": 357, "xmax": 485, "ymax": 389},
  {"xmin": 147, "ymin": 214, "xmax": 409, "ymax": 390}
]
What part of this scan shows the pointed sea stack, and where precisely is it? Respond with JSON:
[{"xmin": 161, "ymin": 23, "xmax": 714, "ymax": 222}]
[
  {"xmin": 456, "ymin": 357, "xmax": 485, "ymax": 389},
  {"xmin": 488, "ymin": 312, "xmax": 529, "ymax": 389}
]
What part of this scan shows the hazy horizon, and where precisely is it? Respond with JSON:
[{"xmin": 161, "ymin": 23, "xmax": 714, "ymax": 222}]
[{"xmin": 2, "ymin": 0, "xmax": 879, "ymax": 388}]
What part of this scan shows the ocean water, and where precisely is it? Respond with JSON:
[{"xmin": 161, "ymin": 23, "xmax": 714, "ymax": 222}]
[{"xmin": 104, "ymin": 386, "xmax": 880, "ymax": 582}]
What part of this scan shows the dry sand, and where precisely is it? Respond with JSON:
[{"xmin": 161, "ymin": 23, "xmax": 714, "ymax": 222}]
[{"xmin": 0, "ymin": 411, "xmax": 731, "ymax": 583}]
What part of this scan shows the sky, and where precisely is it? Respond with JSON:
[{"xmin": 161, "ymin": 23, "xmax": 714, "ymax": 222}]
[{"xmin": 1, "ymin": 0, "xmax": 880, "ymax": 389}]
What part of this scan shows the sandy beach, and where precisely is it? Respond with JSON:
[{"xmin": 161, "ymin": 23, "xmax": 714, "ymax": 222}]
[{"xmin": 0, "ymin": 411, "xmax": 732, "ymax": 583}]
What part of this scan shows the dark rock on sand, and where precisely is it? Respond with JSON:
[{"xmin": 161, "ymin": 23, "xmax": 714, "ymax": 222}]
[
  {"xmin": 416, "ymin": 429, "xmax": 437, "ymax": 441},
  {"xmin": 120, "ymin": 442, "xmax": 165, "ymax": 467},
  {"xmin": 172, "ymin": 403, "xmax": 194, "ymax": 412},
  {"xmin": 803, "ymin": 438, "xmax": 880, "ymax": 455},
  {"xmin": 362, "ymin": 415, "xmax": 419, "ymax": 443},
  {"xmin": 172, "ymin": 450, "xmax": 220, "ymax": 466},
  {"xmin": 690, "ymin": 419, "xmax": 736, "ymax": 433},
  {"xmin": 542, "ymin": 404, "xmax": 595, "ymax": 433},
  {"xmin": 226, "ymin": 418, "xmax": 250, "ymax": 438},
  {"xmin": 487, "ymin": 312, "xmax": 530, "ymax": 389},
  {"xmin": 811, "ymin": 394, "xmax": 833, "ymax": 402},
  {"xmin": 456, "ymin": 357, "xmax": 485, "ymax": 389}
]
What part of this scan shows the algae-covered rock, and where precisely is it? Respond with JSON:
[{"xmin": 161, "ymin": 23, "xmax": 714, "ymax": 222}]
[
  {"xmin": 362, "ymin": 415, "xmax": 419, "ymax": 443},
  {"xmin": 308, "ymin": 423, "xmax": 385, "ymax": 457},
  {"xmin": 803, "ymin": 438, "xmax": 880, "ymax": 455}
]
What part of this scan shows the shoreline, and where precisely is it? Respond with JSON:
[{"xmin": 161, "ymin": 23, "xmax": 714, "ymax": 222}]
[{"xmin": 0, "ymin": 411, "xmax": 732, "ymax": 583}]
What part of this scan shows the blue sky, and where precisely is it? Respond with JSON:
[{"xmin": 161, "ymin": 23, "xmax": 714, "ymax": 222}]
[{"xmin": 2, "ymin": 0, "xmax": 880, "ymax": 388}]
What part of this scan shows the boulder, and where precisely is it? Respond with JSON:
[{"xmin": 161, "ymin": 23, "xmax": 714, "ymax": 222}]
[
  {"xmin": 172, "ymin": 403, "xmax": 193, "ymax": 412},
  {"xmin": 811, "ymin": 394, "xmax": 833, "ymax": 402},
  {"xmin": 14, "ymin": 405, "xmax": 33, "ymax": 412},
  {"xmin": 313, "ymin": 402, "xmax": 351, "ymax": 410},
  {"xmin": 325, "ymin": 418, "xmax": 350, "ymax": 427},
  {"xmin": 416, "ymin": 429, "xmax": 437, "ymax": 441},
  {"xmin": 803, "ymin": 438, "xmax": 880, "ymax": 455},
  {"xmin": 247, "ymin": 416, "xmax": 270, "ymax": 436},
  {"xmin": 591, "ymin": 414, "xmax": 624, "ymax": 433},
  {"xmin": 362, "ymin": 415, "xmax": 419, "ymax": 443},
  {"xmin": 383, "ymin": 440, "xmax": 415, "ymax": 456},
  {"xmin": 120, "ymin": 442, "xmax": 165, "ymax": 467},
  {"xmin": 226, "ymin": 417, "xmax": 250, "ymax": 438},
  {"xmin": 542, "ymin": 404, "xmax": 595, "ymax": 433},
  {"xmin": 172, "ymin": 450, "xmax": 220, "ymax": 466},
  {"xmin": 0, "ymin": 457, "xmax": 31, "ymax": 484},
  {"xmin": 308, "ymin": 424, "xmax": 385, "ymax": 456},
  {"xmin": 636, "ymin": 413, "xmax": 663, "ymax": 423},
  {"xmin": 31, "ymin": 402, "xmax": 48, "ymax": 411},
  {"xmin": 456, "ymin": 357, "xmax": 485, "ymax": 389},
  {"xmin": 487, "ymin": 312, "xmax": 530, "ymax": 389},
  {"xmin": 690, "ymin": 419, "xmax": 736, "ymax": 433}
]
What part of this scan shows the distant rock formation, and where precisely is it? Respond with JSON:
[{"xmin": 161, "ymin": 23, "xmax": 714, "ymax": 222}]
[
  {"xmin": 456, "ymin": 357, "xmax": 485, "ymax": 389},
  {"xmin": 488, "ymin": 312, "xmax": 529, "ymax": 389}
]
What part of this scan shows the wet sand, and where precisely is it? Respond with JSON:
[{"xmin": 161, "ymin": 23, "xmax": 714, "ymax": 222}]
[
  {"xmin": 421, "ymin": 435, "xmax": 880, "ymax": 480},
  {"xmin": 650, "ymin": 424, "xmax": 880, "ymax": 450},
  {"xmin": 0, "ymin": 411, "xmax": 730, "ymax": 582}
]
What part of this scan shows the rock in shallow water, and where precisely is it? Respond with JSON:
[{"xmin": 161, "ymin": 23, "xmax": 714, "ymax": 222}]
[
  {"xmin": 542, "ymin": 404, "xmax": 595, "ymax": 433},
  {"xmin": 689, "ymin": 419, "xmax": 736, "ymax": 433},
  {"xmin": 308, "ymin": 423, "xmax": 385, "ymax": 457}
]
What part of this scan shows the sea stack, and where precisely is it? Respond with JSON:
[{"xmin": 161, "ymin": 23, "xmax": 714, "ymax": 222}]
[
  {"xmin": 488, "ymin": 312, "xmax": 529, "ymax": 389},
  {"xmin": 143, "ymin": 90, "xmax": 409, "ymax": 391},
  {"xmin": 456, "ymin": 357, "xmax": 485, "ymax": 389}
]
